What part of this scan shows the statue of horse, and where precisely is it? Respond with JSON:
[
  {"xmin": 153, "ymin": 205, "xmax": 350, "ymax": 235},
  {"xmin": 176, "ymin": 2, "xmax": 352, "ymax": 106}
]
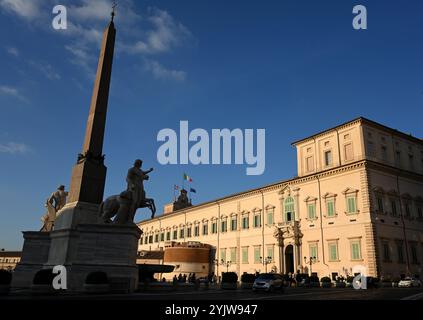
[{"xmin": 99, "ymin": 190, "xmax": 156, "ymax": 224}]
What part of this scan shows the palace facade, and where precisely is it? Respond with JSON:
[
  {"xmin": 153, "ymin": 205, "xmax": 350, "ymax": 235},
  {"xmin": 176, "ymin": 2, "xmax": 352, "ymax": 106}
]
[{"xmin": 137, "ymin": 117, "xmax": 423, "ymax": 280}]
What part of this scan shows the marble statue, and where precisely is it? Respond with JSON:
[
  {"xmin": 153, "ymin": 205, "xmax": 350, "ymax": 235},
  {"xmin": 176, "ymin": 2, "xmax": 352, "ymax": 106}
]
[
  {"xmin": 126, "ymin": 159, "xmax": 156, "ymax": 219},
  {"xmin": 99, "ymin": 190, "xmax": 133, "ymax": 224},
  {"xmin": 98, "ymin": 159, "xmax": 156, "ymax": 224},
  {"xmin": 40, "ymin": 185, "xmax": 68, "ymax": 232},
  {"xmin": 126, "ymin": 159, "xmax": 153, "ymax": 212}
]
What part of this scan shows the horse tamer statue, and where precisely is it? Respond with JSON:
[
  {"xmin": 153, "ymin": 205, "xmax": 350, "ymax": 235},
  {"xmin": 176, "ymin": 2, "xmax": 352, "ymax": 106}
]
[{"xmin": 99, "ymin": 159, "xmax": 156, "ymax": 224}]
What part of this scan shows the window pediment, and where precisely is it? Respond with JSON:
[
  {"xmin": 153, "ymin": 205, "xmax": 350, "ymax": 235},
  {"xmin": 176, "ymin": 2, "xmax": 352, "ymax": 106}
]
[
  {"xmin": 322, "ymin": 192, "xmax": 337, "ymax": 199},
  {"xmin": 342, "ymin": 187, "xmax": 359, "ymax": 195},
  {"xmin": 304, "ymin": 196, "xmax": 317, "ymax": 202}
]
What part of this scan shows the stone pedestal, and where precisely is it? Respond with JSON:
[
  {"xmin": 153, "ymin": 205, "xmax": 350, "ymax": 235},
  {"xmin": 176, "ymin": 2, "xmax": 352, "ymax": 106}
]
[
  {"xmin": 45, "ymin": 222, "xmax": 141, "ymax": 292},
  {"xmin": 12, "ymin": 202, "xmax": 142, "ymax": 293},
  {"xmin": 11, "ymin": 231, "xmax": 51, "ymax": 288}
]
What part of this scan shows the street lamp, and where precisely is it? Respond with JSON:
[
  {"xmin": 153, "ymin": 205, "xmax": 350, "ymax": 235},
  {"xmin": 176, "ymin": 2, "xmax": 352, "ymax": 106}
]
[
  {"xmin": 304, "ymin": 256, "xmax": 316, "ymax": 275},
  {"xmin": 260, "ymin": 256, "xmax": 272, "ymax": 273},
  {"xmin": 215, "ymin": 259, "xmax": 232, "ymax": 273}
]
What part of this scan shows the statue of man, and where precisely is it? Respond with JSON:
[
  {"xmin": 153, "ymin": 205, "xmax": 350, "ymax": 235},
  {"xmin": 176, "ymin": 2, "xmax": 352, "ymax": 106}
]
[
  {"xmin": 40, "ymin": 185, "xmax": 68, "ymax": 232},
  {"xmin": 126, "ymin": 159, "xmax": 153, "ymax": 215}
]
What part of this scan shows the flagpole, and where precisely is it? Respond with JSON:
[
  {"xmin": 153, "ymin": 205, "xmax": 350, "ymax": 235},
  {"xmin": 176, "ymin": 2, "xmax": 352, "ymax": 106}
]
[{"xmin": 182, "ymin": 174, "xmax": 185, "ymax": 191}]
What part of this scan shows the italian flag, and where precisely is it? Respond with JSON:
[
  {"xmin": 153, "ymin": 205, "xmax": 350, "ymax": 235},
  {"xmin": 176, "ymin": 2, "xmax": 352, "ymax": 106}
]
[{"xmin": 183, "ymin": 173, "xmax": 193, "ymax": 182}]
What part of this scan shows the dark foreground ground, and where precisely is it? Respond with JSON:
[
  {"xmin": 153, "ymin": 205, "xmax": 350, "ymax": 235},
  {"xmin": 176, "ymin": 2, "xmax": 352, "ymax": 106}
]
[{"xmin": 2, "ymin": 286, "xmax": 423, "ymax": 300}]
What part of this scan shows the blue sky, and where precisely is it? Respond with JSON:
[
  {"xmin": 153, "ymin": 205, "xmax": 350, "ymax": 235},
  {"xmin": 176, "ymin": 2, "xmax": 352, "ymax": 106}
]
[{"xmin": 0, "ymin": 0, "xmax": 422, "ymax": 250}]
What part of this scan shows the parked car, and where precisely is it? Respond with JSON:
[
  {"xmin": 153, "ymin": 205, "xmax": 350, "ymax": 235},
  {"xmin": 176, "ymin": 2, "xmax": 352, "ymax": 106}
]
[
  {"xmin": 252, "ymin": 273, "xmax": 284, "ymax": 293},
  {"xmin": 398, "ymin": 277, "xmax": 422, "ymax": 288}
]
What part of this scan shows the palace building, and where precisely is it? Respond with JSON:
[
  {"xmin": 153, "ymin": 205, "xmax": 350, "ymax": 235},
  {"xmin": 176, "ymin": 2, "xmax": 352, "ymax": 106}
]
[{"xmin": 137, "ymin": 117, "xmax": 423, "ymax": 280}]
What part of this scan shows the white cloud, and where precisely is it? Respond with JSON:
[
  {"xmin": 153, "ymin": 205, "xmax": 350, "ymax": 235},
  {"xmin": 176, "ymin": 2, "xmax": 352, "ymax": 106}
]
[
  {"xmin": 65, "ymin": 43, "xmax": 96, "ymax": 78},
  {"xmin": 69, "ymin": 0, "xmax": 140, "ymax": 25},
  {"xmin": 0, "ymin": 85, "xmax": 27, "ymax": 102},
  {"xmin": 0, "ymin": 0, "xmax": 42, "ymax": 20},
  {"xmin": 145, "ymin": 60, "xmax": 186, "ymax": 82},
  {"xmin": 129, "ymin": 8, "xmax": 191, "ymax": 55},
  {"xmin": 29, "ymin": 61, "xmax": 61, "ymax": 80},
  {"xmin": 0, "ymin": 142, "xmax": 30, "ymax": 154},
  {"xmin": 6, "ymin": 46, "xmax": 19, "ymax": 57}
]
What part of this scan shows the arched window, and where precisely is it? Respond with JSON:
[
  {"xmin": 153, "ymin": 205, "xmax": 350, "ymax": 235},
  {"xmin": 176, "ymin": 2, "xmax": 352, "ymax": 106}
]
[{"xmin": 285, "ymin": 197, "xmax": 295, "ymax": 222}]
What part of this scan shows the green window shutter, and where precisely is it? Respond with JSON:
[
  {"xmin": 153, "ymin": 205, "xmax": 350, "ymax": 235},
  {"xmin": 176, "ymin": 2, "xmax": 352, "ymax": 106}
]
[
  {"xmin": 310, "ymin": 245, "xmax": 318, "ymax": 260},
  {"xmin": 254, "ymin": 247, "xmax": 261, "ymax": 263},
  {"xmin": 327, "ymin": 200, "xmax": 334, "ymax": 217},
  {"xmin": 351, "ymin": 243, "xmax": 360, "ymax": 260},
  {"xmin": 220, "ymin": 249, "xmax": 226, "ymax": 261},
  {"xmin": 267, "ymin": 247, "xmax": 274, "ymax": 260},
  {"xmin": 242, "ymin": 248, "xmax": 248, "ymax": 263},
  {"xmin": 308, "ymin": 204, "xmax": 315, "ymax": 219},
  {"xmin": 347, "ymin": 197, "xmax": 356, "ymax": 213},
  {"xmin": 267, "ymin": 210, "xmax": 274, "ymax": 224},
  {"xmin": 329, "ymin": 244, "xmax": 338, "ymax": 261},
  {"xmin": 230, "ymin": 248, "xmax": 236, "ymax": 262}
]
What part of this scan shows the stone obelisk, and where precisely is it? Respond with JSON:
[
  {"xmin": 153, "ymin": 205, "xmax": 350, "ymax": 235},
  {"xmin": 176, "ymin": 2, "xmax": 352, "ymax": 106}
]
[
  {"xmin": 68, "ymin": 17, "xmax": 116, "ymax": 205},
  {"xmin": 13, "ymin": 10, "xmax": 141, "ymax": 292},
  {"xmin": 53, "ymin": 15, "xmax": 116, "ymax": 230}
]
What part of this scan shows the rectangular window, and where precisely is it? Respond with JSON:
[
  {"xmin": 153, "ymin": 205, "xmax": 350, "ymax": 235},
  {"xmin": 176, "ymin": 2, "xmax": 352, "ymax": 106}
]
[
  {"xmin": 254, "ymin": 246, "xmax": 261, "ymax": 263},
  {"xmin": 397, "ymin": 242, "xmax": 404, "ymax": 263},
  {"xmin": 306, "ymin": 156, "xmax": 314, "ymax": 172},
  {"xmin": 179, "ymin": 228, "xmax": 184, "ymax": 239},
  {"xmin": 221, "ymin": 219, "xmax": 227, "ymax": 233},
  {"xmin": 253, "ymin": 213, "xmax": 261, "ymax": 228},
  {"xmin": 351, "ymin": 241, "xmax": 361, "ymax": 260},
  {"xmin": 391, "ymin": 200, "xmax": 398, "ymax": 217},
  {"xmin": 309, "ymin": 243, "xmax": 318, "ymax": 260},
  {"xmin": 418, "ymin": 207, "xmax": 423, "ymax": 219},
  {"xmin": 344, "ymin": 143, "xmax": 353, "ymax": 161},
  {"xmin": 409, "ymin": 154, "xmax": 414, "ymax": 170},
  {"xmin": 230, "ymin": 248, "xmax": 237, "ymax": 263},
  {"xmin": 173, "ymin": 230, "xmax": 177, "ymax": 240},
  {"xmin": 307, "ymin": 203, "xmax": 316, "ymax": 219},
  {"xmin": 149, "ymin": 235, "xmax": 153, "ymax": 244},
  {"xmin": 324, "ymin": 150, "xmax": 332, "ymax": 166},
  {"xmin": 377, "ymin": 196, "xmax": 384, "ymax": 213},
  {"xmin": 266, "ymin": 209, "xmax": 274, "ymax": 225},
  {"xmin": 220, "ymin": 248, "xmax": 226, "ymax": 262},
  {"xmin": 242, "ymin": 215, "xmax": 249, "ymax": 229},
  {"xmin": 328, "ymin": 242, "xmax": 338, "ymax": 261},
  {"xmin": 231, "ymin": 216, "xmax": 237, "ymax": 231},
  {"xmin": 212, "ymin": 221, "xmax": 217, "ymax": 234},
  {"xmin": 160, "ymin": 233, "xmax": 165, "ymax": 242},
  {"xmin": 203, "ymin": 222, "xmax": 208, "ymax": 235},
  {"xmin": 267, "ymin": 246, "xmax": 274, "ymax": 262},
  {"xmin": 155, "ymin": 234, "xmax": 159, "ymax": 243},
  {"xmin": 381, "ymin": 145, "xmax": 388, "ymax": 161},
  {"xmin": 194, "ymin": 225, "xmax": 199, "ymax": 237},
  {"xmin": 395, "ymin": 151, "xmax": 401, "ymax": 166},
  {"xmin": 242, "ymin": 247, "xmax": 249, "ymax": 264},
  {"xmin": 405, "ymin": 203, "xmax": 411, "ymax": 218},
  {"xmin": 326, "ymin": 200, "xmax": 335, "ymax": 217},
  {"xmin": 347, "ymin": 196, "xmax": 357, "ymax": 214},
  {"xmin": 383, "ymin": 242, "xmax": 391, "ymax": 262},
  {"xmin": 411, "ymin": 245, "xmax": 419, "ymax": 264},
  {"xmin": 367, "ymin": 141, "xmax": 375, "ymax": 157},
  {"xmin": 186, "ymin": 226, "xmax": 192, "ymax": 238},
  {"xmin": 166, "ymin": 231, "xmax": 171, "ymax": 241}
]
